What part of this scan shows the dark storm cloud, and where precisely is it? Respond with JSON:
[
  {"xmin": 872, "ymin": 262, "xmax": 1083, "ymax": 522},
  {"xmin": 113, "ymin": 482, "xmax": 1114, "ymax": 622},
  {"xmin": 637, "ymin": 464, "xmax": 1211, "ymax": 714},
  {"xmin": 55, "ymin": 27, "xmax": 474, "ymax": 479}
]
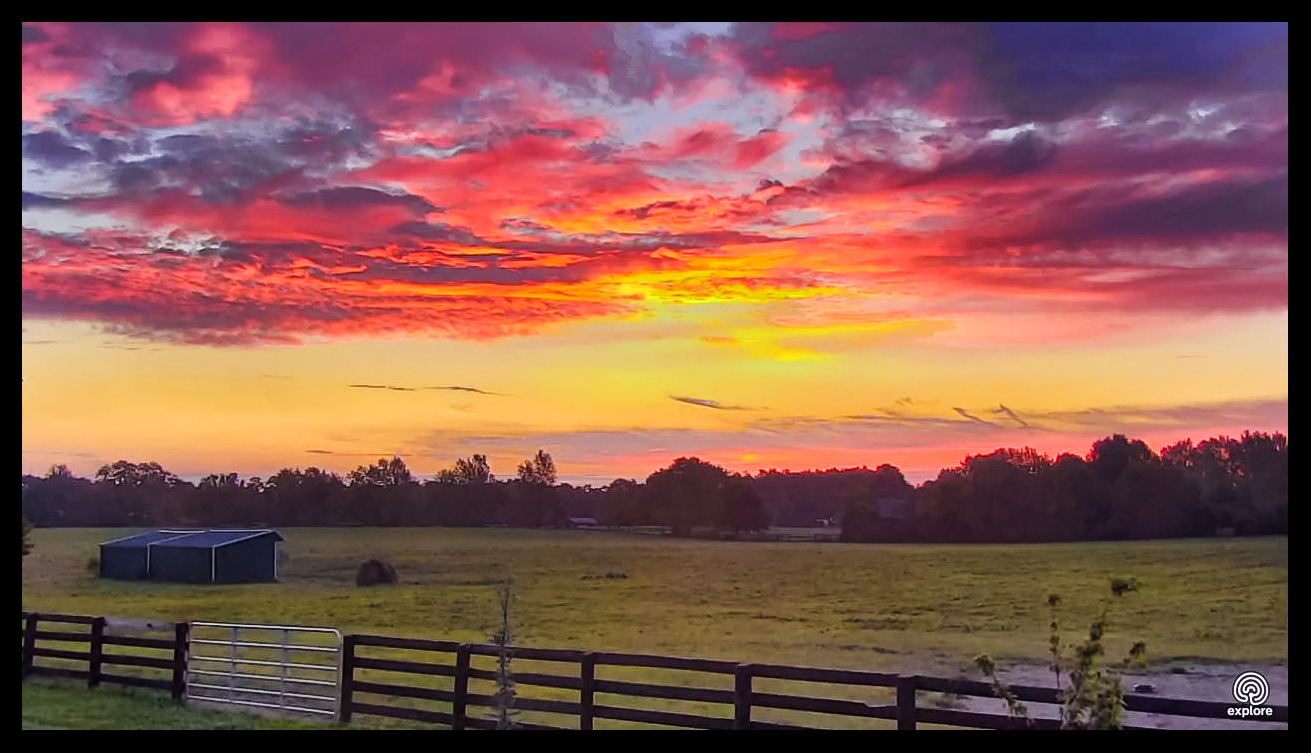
[
  {"xmin": 24, "ymin": 130, "xmax": 93, "ymax": 167},
  {"xmin": 389, "ymin": 221, "xmax": 484, "ymax": 244},
  {"xmin": 95, "ymin": 121, "xmax": 378, "ymax": 205},
  {"xmin": 23, "ymin": 25, "xmax": 51, "ymax": 44},
  {"xmin": 980, "ymin": 22, "xmax": 1288, "ymax": 121},
  {"xmin": 109, "ymin": 146, "xmax": 286, "ymax": 203},
  {"xmin": 22, "ymin": 192, "xmax": 75, "ymax": 210},
  {"xmin": 121, "ymin": 51, "xmax": 226, "ymax": 96},
  {"xmin": 728, "ymin": 22, "xmax": 1287, "ymax": 123},
  {"xmin": 975, "ymin": 170, "xmax": 1289, "ymax": 250},
  {"xmin": 278, "ymin": 186, "xmax": 436, "ymax": 216},
  {"xmin": 927, "ymin": 130, "xmax": 1058, "ymax": 180},
  {"xmin": 797, "ymin": 132, "xmax": 1059, "ymax": 199},
  {"xmin": 730, "ymin": 22, "xmax": 976, "ymax": 104}
]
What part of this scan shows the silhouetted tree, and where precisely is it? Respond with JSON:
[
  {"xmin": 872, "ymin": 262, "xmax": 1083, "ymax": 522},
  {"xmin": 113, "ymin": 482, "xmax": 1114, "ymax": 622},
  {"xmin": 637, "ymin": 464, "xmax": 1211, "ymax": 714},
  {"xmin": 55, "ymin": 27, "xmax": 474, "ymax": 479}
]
[
  {"xmin": 19, "ymin": 430, "xmax": 1286, "ymax": 540},
  {"xmin": 719, "ymin": 474, "xmax": 768, "ymax": 534},
  {"xmin": 95, "ymin": 460, "xmax": 183, "ymax": 488},
  {"xmin": 196, "ymin": 472, "xmax": 243, "ymax": 526},
  {"xmin": 93, "ymin": 460, "xmax": 188, "ymax": 526},
  {"xmin": 1088, "ymin": 435, "xmax": 1154, "ymax": 486},
  {"xmin": 266, "ymin": 467, "xmax": 346, "ymax": 526},
  {"xmin": 348, "ymin": 456, "xmax": 413, "ymax": 486},
  {"xmin": 510, "ymin": 450, "xmax": 562, "ymax": 528},
  {"xmin": 600, "ymin": 478, "xmax": 644, "ymax": 526},
  {"xmin": 345, "ymin": 457, "xmax": 418, "ymax": 525},
  {"xmin": 646, "ymin": 457, "xmax": 730, "ymax": 536},
  {"xmin": 917, "ymin": 458, "xmax": 1015, "ymax": 544},
  {"xmin": 437, "ymin": 454, "xmax": 494, "ymax": 485},
  {"xmin": 516, "ymin": 450, "xmax": 557, "ymax": 486}
]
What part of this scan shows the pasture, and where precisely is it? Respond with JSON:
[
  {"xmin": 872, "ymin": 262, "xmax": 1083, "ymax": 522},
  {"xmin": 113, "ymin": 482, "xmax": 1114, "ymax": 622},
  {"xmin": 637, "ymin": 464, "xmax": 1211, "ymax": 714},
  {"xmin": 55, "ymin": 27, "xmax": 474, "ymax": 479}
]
[
  {"xmin": 22, "ymin": 528, "xmax": 1287, "ymax": 729},
  {"xmin": 23, "ymin": 528, "xmax": 1287, "ymax": 669}
]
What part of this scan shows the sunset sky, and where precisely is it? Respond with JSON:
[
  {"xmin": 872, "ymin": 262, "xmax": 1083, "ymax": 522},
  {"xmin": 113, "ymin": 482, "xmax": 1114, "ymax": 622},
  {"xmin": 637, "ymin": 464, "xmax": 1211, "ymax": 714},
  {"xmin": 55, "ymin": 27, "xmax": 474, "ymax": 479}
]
[{"xmin": 22, "ymin": 22, "xmax": 1288, "ymax": 486}]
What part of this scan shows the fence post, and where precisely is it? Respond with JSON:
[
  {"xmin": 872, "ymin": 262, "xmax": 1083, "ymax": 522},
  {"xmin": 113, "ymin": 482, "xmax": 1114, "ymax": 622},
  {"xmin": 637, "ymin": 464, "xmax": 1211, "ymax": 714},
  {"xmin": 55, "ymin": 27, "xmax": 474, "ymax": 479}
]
[
  {"xmin": 23, "ymin": 613, "xmax": 39, "ymax": 680},
  {"xmin": 896, "ymin": 674, "xmax": 917, "ymax": 730},
  {"xmin": 580, "ymin": 652, "xmax": 596, "ymax": 730},
  {"xmin": 453, "ymin": 643, "xmax": 471, "ymax": 730},
  {"xmin": 339, "ymin": 635, "xmax": 356, "ymax": 724},
  {"xmin": 88, "ymin": 617, "xmax": 105, "ymax": 689},
  {"xmin": 735, "ymin": 663, "xmax": 754, "ymax": 730},
  {"xmin": 172, "ymin": 622, "xmax": 190, "ymax": 702}
]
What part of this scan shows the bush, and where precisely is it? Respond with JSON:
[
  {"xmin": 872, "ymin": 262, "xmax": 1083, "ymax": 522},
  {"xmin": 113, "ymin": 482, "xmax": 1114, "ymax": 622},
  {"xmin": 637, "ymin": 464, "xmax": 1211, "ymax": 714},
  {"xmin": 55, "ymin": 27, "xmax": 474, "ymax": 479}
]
[{"xmin": 975, "ymin": 578, "xmax": 1147, "ymax": 730}]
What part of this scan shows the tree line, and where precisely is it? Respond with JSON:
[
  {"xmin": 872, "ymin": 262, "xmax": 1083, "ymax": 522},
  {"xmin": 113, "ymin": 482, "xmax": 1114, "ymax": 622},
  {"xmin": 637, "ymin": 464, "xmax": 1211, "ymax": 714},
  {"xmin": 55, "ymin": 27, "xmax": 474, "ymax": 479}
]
[{"xmin": 20, "ymin": 431, "xmax": 1286, "ymax": 543}]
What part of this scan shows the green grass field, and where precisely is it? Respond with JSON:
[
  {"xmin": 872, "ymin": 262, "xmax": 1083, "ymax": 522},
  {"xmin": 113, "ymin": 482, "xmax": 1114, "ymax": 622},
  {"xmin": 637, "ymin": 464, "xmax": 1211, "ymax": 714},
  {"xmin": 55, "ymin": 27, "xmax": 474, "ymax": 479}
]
[
  {"xmin": 22, "ymin": 528, "xmax": 1288, "ymax": 729},
  {"xmin": 21, "ymin": 676, "xmax": 346, "ymax": 730}
]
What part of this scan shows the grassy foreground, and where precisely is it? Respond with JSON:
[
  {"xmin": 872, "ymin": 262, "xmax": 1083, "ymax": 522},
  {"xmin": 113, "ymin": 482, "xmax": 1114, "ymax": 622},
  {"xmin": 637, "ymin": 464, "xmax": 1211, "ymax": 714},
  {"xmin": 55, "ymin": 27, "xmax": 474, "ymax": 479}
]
[
  {"xmin": 22, "ymin": 676, "xmax": 345, "ymax": 730},
  {"xmin": 22, "ymin": 528, "xmax": 1287, "ymax": 676}
]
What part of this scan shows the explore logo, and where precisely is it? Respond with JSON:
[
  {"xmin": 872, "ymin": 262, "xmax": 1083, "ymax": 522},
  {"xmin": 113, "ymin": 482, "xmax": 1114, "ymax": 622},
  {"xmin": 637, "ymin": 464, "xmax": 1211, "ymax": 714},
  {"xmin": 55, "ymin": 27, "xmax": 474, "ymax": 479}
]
[{"xmin": 1228, "ymin": 671, "xmax": 1274, "ymax": 717}]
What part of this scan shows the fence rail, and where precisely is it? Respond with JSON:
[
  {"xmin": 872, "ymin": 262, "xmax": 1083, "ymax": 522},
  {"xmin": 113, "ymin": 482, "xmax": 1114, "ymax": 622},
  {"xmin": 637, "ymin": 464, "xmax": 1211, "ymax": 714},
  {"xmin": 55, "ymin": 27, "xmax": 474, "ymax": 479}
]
[
  {"xmin": 22, "ymin": 611, "xmax": 187, "ymax": 698},
  {"xmin": 22, "ymin": 612, "xmax": 1289, "ymax": 729}
]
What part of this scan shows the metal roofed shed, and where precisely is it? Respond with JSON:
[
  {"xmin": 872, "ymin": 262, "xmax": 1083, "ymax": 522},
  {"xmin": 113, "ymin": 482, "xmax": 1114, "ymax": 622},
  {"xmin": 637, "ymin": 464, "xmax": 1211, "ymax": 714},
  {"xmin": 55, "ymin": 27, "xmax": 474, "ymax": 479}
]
[{"xmin": 98, "ymin": 529, "xmax": 285, "ymax": 584}]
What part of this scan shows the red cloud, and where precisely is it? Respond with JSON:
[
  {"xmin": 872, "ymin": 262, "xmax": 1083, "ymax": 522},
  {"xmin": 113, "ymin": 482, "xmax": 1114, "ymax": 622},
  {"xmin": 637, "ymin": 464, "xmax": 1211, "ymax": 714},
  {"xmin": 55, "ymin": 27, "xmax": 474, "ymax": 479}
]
[
  {"xmin": 733, "ymin": 129, "xmax": 791, "ymax": 170},
  {"xmin": 21, "ymin": 229, "xmax": 634, "ymax": 345},
  {"xmin": 22, "ymin": 24, "xmax": 1288, "ymax": 347}
]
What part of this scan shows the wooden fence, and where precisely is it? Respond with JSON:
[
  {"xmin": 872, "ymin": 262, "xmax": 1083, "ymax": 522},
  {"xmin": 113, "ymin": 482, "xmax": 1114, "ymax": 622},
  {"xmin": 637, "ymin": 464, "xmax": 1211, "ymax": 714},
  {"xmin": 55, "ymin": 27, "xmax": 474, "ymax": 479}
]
[
  {"xmin": 339, "ymin": 634, "xmax": 1288, "ymax": 730},
  {"xmin": 22, "ymin": 611, "xmax": 188, "ymax": 699},
  {"xmin": 22, "ymin": 612, "xmax": 1289, "ymax": 729}
]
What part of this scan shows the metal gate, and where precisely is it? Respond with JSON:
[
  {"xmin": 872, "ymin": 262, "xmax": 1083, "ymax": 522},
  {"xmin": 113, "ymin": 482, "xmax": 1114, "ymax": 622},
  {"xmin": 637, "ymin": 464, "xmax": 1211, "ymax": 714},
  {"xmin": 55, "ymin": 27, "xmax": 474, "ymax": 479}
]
[{"xmin": 187, "ymin": 621, "xmax": 342, "ymax": 720}]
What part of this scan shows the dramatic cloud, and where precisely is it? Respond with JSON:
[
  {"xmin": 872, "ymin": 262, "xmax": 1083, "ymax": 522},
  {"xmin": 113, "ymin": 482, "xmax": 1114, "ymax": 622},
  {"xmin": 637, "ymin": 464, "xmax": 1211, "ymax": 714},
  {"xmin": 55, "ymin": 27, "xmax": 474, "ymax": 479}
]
[
  {"xmin": 22, "ymin": 23, "xmax": 1286, "ymax": 347},
  {"xmin": 21, "ymin": 24, "xmax": 1286, "ymax": 483}
]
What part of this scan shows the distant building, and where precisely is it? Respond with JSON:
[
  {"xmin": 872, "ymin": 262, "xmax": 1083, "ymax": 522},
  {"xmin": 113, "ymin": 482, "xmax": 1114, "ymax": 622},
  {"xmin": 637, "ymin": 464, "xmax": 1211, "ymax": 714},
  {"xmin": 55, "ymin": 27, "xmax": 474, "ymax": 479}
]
[{"xmin": 99, "ymin": 529, "xmax": 284, "ymax": 584}]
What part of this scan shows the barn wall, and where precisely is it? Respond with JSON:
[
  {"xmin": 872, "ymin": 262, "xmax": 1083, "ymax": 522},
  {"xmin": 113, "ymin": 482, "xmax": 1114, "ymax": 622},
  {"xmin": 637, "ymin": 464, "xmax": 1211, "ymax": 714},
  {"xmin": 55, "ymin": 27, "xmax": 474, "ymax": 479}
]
[
  {"xmin": 99, "ymin": 546, "xmax": 148, "ymax": 580},
  {"xmin": 214, "ymin": 535, "xmax": 278, "ymax": 583},
  {"xmin": 149, "ymin": 545, "xmax": 213, "ymax": 583}
]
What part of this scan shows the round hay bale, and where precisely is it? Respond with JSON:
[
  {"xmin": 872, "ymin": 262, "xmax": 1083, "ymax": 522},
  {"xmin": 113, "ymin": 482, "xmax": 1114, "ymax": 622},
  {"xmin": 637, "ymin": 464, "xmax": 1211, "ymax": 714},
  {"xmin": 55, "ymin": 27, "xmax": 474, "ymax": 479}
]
[{"xmin": 356, "ymin": 558, "xmax": 398, "ymax": 586}]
